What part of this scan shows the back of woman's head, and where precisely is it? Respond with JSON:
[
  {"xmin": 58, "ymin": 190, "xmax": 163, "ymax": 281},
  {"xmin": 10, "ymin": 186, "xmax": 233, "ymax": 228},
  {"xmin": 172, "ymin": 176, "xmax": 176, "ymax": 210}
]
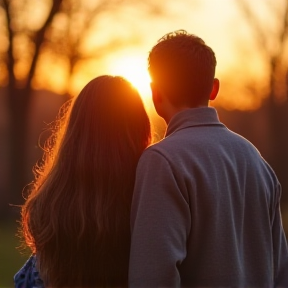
[{"xmin": 22, "ymin": 75, "xmax": 151, "ymax": 287}]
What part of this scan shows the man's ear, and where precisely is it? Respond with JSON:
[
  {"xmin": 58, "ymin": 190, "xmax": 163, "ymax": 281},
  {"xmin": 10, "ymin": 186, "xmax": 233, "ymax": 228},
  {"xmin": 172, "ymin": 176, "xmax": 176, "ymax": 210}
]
[
  {"xmin": 150, "ymin": 82, "xmax": 162, "ymax": 105},
  {"xmin": 209, "ymin": 78, "xmax": 220, "ymax": 101}
]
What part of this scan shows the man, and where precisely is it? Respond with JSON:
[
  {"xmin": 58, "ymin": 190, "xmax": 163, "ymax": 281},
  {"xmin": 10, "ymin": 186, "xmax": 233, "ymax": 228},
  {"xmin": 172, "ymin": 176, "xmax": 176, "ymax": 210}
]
[{"xmin": 129, "ymin": 30, "xmax": 288, "ymax": 287}]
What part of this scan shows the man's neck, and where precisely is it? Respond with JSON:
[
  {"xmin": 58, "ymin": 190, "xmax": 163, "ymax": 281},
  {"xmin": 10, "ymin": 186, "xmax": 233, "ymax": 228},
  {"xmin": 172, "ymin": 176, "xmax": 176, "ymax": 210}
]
[{"xmin": 164, "ymin": 104, "xmax": 208, "ymax": 124}]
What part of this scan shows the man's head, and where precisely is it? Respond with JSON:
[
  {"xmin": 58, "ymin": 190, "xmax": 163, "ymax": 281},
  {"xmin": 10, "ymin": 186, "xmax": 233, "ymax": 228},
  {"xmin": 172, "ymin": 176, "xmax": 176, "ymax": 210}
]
[{"xmin": 148, "ymin": 30, "xmax": 219, "ymax": 120}]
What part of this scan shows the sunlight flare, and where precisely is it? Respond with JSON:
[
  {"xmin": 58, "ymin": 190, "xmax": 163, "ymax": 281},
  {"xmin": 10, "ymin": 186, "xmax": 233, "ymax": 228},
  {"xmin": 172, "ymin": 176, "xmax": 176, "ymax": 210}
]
[{"xmin": 108, "ymin": 54, "xmax": 151, "ymax": 101}]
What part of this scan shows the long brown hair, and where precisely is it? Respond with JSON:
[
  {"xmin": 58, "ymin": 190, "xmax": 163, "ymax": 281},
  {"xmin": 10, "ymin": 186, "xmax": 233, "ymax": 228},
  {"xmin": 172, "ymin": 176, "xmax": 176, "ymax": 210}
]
[{"xmin": 21, "ymin": 76, "xmax": 151, "ymax": 287}]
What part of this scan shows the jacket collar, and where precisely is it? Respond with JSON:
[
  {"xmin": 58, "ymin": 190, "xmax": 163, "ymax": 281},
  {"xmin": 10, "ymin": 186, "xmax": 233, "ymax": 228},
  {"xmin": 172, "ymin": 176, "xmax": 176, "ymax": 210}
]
[{"xmin": 165, "ymin": 107, "xmax": 223, "ymax": 137}]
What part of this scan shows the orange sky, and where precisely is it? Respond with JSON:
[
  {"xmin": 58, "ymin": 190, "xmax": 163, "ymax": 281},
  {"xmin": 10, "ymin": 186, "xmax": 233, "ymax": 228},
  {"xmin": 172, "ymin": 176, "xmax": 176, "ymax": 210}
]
[{"xmin": 15, "ymin": 0, "xmax": 285, "ymax": 111}]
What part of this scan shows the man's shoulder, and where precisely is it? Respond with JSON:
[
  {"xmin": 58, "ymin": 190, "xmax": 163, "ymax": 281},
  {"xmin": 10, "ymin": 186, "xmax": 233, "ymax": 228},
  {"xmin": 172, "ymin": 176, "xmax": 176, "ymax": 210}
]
[
  {"xmin": 144, "ymin": 136, "xmax": 179, "ymax": 155},
  {"xmin": 141, "ymin": 141, "xmax": 168, "ymax": 158},
  {"xmin": 137, "ymin": 139, "xmax": 174, "ymax": 167}
]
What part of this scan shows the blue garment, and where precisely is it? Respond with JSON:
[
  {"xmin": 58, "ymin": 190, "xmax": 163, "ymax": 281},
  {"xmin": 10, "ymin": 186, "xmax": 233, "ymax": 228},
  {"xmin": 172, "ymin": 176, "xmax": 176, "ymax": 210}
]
[
  {"xmin": 129, "ymin": 107, "xmax": 288, "ymax": 287},
  {"xmin": 14, "ymin": 255, "xmax": 44, "ymax": 288}
]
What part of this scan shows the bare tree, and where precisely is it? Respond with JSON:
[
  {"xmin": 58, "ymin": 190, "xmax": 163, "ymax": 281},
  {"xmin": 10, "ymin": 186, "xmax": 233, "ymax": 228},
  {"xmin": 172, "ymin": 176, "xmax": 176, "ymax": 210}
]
[
  {"xmin": 235, "ymin": 0, "xmax": 288, "ymax": 204},
  {"xmin": 1, "ymin": 0, "xmax": 64, "ymax": 216},
  {"xmin": 0, "ymin": 0, "xmax": 165, "ymax": 217}
]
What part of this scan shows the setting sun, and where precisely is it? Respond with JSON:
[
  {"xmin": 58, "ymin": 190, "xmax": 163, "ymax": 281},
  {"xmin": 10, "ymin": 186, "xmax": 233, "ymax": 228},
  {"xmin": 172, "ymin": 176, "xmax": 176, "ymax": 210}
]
[{"xmin": 108, "ymin": 55, "xmax": 151, "ymax": 101}]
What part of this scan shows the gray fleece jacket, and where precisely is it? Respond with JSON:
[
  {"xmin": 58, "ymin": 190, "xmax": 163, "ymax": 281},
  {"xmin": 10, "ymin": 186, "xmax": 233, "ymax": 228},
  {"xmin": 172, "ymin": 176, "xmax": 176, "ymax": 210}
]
[{"xmin": 129, "ymin": 107, "xmax": 288, "ymax": 287}]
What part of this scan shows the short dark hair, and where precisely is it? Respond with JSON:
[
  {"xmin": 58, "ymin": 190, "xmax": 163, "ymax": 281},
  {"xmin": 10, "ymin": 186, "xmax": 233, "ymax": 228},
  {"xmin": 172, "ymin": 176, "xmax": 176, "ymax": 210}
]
[{"xmin": 148, "ymin": 30, "xmax": 217, "ymax": 107}]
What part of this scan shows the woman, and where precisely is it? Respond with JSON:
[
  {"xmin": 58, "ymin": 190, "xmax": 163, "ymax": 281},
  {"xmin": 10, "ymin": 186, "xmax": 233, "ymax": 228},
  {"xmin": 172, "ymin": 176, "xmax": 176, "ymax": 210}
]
[{"xmin": 15, "ymin": 75, "xmax": 151, "ymax": 288}]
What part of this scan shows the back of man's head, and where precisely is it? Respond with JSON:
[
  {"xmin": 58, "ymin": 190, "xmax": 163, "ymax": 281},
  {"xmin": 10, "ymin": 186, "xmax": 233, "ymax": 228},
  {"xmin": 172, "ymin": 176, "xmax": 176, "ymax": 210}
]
[{"xmin": 148, "ymin": 30, "xmax": 217, "ymax": 108}]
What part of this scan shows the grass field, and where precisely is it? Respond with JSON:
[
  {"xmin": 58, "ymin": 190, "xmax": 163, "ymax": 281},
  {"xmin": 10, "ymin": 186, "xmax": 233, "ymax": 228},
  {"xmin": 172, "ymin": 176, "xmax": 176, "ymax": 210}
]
[
  {"xmin": 0, "ymin": 209, "xmax": 287, "ymax": 288},
  {"xmin": 0, "ymin": 220, "xmax": 29, "ymax": 288}
]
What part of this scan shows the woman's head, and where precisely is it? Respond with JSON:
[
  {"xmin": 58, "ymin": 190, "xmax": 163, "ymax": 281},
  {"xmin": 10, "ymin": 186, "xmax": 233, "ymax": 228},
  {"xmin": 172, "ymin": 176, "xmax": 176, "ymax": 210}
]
[
  {"xmin": 22, "ymin": 75, "xmax": 151, "ymax": 287},
  {"xmin": 64, "ymin": 75, "xmax": 151, "ymax": 164}
]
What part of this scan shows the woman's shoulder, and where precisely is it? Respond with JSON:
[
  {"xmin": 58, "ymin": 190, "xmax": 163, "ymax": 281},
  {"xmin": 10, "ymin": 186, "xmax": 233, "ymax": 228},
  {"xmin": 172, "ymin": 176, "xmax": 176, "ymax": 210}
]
[{"xmin": 14, "ymin": 255, "xmax": 44, "ymax": 288}]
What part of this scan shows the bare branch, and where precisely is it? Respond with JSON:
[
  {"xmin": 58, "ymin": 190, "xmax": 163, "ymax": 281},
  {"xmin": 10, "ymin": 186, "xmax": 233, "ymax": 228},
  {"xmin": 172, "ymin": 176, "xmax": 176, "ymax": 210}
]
[
  {"xmin": 2, "ymin": 0, "xmax": 16, "ymax": 87},
  {"xmin": 26, "ymin": 0, "xmax": 64, "ymax": 88},
  {"xmin": 67, "ymin": 0, "xmax": 110, "ymax": 62},
  {"xmin": 278, "ymin": 0, "xmax": 288, "ymax": 55},
  {"xmin": 235, "ymin": 0, "xmax": 269, "ymax": 56}
]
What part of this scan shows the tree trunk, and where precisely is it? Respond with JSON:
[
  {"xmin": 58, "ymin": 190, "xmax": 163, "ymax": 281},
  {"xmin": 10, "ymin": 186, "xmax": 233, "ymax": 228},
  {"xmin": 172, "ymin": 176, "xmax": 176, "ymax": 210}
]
[
  {"xmin": 6, "ymin": 85, "xmax": 32, "ymax": 218},
  {"xmin": 266, "ymin": 95, "xmax": 288, "ymax": 206}
]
